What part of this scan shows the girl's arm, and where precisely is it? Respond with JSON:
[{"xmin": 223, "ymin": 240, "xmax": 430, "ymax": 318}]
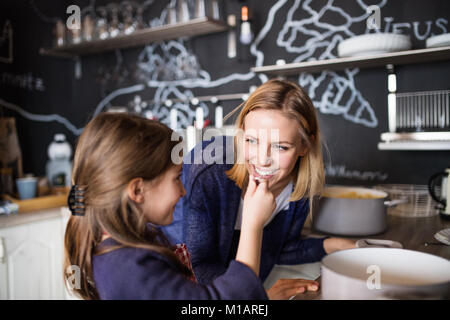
[{"xmin": 235, "ymin": 177, "xmax": 275, "ymax": 276}]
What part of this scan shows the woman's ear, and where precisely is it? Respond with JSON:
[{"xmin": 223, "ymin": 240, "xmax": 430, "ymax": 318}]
[
  {"xmin": 127, "ymin": 178, "xmax": 145, "ymax": 203},
  {"xmin": 298, "ymin": 145, "xmax": 308, "ymax": 157}
]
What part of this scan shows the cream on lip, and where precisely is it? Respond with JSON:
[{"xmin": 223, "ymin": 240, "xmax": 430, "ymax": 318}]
[{"xmin": 251, "ymin": 164, "xmax": 278, "ymax": 178}]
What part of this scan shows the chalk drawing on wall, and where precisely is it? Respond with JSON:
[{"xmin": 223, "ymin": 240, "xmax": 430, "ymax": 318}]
[
  {"xmin": 251, "ymin": 0, "xmax": 390, "ymax": 128},
  {"xmin": 1, "ymin": 0, "xmax": 448, "ymax": 136}
]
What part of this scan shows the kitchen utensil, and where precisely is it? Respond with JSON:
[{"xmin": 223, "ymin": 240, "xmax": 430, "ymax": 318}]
[
  {"xmin": 434, "ymin": 228, "xmax": 450, "ymax": 245},
  {"xmin": 167, "ymin": 4, "xmax": 177, "ymax": 25},
  {"xmin": 195, "ymin": 0, "xmax": 206, "ymax": 18},
  {"xmin": 338, "ymin": 33, "xmax": 411, "ymax": 58},
  {"xmin": 82, "ymin": 14, "xmax": 95, "ymax": 41},
  {"xmin": 374, "ymin": 184, "xmax": 440, "ymax": 217},
  {"xmin": 321, "ymin": 248, "xmax": 450, "ymax": 299},
  {"xmin": 227, "ymin": 14, "xmax": 237, "ymax": 58},
  {"xmin": 393, "ymin": 90, "xmax": 450, "ymax": 132},
  {"xmin": 313, "ymin": 186, "xmax": 406, "ymax": 236},
  {"xmin": 55, "ymin": 19, "xmax": 65, "ymax": 46},
  {"xmin": 428, "ymin": 168, "xmax": 450, "ymax": 220},
  {"xmin": 356, "ymin": 239, "xmax": 403, "ymax": 249},
  {"xmin": 424, "ymin": 242, "xmax": 446, "ymax": 246},
  {"xmin": 426, "ymin": 33, "xmax": 450, "ymax": 48},
  {"xmin": 177, "ymin": 0, "xmax": 190, "ymax": 23}
]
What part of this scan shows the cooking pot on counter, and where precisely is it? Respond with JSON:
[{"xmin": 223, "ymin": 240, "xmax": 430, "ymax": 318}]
[
  {"xmin": 321, "ymin": 248, "xmax": 450, "ymax": 299},
  {"xmin": 313, "ymin": 186, "xmax": 406, "ymax": 236}
]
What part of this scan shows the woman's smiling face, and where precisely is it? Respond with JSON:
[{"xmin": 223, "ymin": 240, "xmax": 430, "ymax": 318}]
[{"xmin": 243, "ymin": 109, "xmax": 307, "ymax": 195}]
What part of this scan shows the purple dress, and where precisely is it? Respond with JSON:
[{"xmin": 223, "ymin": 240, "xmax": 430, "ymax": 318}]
[{"xmin": 92, "ymin": 238, "xmax": 268, "ymax": 300}]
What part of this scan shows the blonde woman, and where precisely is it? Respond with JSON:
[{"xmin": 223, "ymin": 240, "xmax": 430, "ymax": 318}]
[{"xmin": 163, "ymin": 79, "xmax": 355, "ymax": 299}]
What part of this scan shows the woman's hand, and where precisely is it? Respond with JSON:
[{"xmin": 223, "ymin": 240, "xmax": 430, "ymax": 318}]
[
  {"xmin": 266, "ymin": 278, "xmax": 319, "ymax": 300},
  {"xmin": 323, "ymin": 237, "xmax": 356, "ymax": 254},
  {"xmin": 242, "ymin": 176, "xmax": 276, "ymax": 231}
]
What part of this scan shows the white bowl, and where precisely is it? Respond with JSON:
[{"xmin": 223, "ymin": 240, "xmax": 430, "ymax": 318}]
[
  {"xmin": 338, "ymin": 33, "xmax": 412, "ymax": 58},
  {"xmin": 321, "ymin": 248, "xmax": 450, "ymax": 299},
  {"xmin": 426, "ymin": 33, "xmax": 450, "ymax": 48}
]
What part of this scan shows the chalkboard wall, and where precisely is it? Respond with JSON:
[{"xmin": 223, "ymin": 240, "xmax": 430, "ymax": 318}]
[{"xmin": 1, "ymin": 0, "xmax": 450, "ymax": 187}]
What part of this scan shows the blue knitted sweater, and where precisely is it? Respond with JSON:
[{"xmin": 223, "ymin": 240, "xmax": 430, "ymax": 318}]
[{"xmin": 162, "ymin": 136, "xmax": 327, "ymax": 284}]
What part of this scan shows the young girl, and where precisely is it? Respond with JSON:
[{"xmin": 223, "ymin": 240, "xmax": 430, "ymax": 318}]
[
  {"xmin": 163, "ymin": 79, "xmax": 355, "ymax": 299},
  {"xmin": 63, "ymin": 112, "xmax": 283, "ymax": 300}
]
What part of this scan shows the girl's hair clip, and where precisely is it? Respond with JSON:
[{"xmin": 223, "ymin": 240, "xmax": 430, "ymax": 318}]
[{"xmin": 68, "ymin": 184, "xmax": 86, "ymax": 216}]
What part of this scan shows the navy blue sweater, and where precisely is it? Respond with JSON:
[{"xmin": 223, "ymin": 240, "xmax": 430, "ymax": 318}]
[
  {"xmin": 92, "ymin": 237, "xmax": 268, "ymax": 300},
  {"xmin": 162, "ymin": 136, "xmax": 327, "ymax": 285}
]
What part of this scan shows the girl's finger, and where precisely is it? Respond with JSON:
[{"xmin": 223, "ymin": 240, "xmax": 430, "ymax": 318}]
[{"xmin": 256, "ymin": 179, "xmax": 268, "ymax": 192}]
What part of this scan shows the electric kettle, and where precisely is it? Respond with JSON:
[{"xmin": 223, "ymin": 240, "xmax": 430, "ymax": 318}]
[{"xmin": 428, "ymin": 168, "xmax": 450, "ymax": 220}]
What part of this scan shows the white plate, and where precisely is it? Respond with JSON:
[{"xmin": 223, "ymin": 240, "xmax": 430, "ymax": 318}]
[
  {"xmin": 322, "ymin": 248, "xmax": 450, "ymax": 286},
  {"xmin": 426, "ymin": 33, "xmax": 450, "ymax": 48},
  {"xmin": 338, "ymin": 33, "xmax": 411, "ymax": 58},
  {"xmin": 356, "ymin": 238, "xmax": 403, "ymax": 249},
  {"xmin": 434, "ymin": 228, "xmax": 450, "ymax": 245}
]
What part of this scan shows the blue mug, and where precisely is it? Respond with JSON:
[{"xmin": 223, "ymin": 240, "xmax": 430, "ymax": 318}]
[{"xmin": 16, "ymin": 177, "xmax": 38, "ymax": 200}]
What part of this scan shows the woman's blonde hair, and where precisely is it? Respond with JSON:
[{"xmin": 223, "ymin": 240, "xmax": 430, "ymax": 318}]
[
  {"xmin": 63, "ymin": 113, "xmax": 191, "ymax": 300},
  {"xmin": 226, "ymin": 79, "xmax": 324, "ymax": 212}
]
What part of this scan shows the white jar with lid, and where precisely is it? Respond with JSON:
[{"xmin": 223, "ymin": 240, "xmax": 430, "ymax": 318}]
[{"xmin": 46, "ymin": 134, "xmax": 73, "ymax": 187}]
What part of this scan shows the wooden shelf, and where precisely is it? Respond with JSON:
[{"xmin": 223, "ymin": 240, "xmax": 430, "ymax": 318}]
[
  {"xmin": 40, "ymin": 17, "xmax": 227, "ymax": 58},
  {"xmin": 251, "ymin": 46, "xmax": 450, "ymax": 75},
  {"xmin": 378, "ymin": 131, "xmax": 450, "ymax": 151}
]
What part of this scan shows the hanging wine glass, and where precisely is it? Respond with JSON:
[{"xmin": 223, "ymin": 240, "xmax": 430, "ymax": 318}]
[
  {"xmin": 135, "ymin": 2, "xmax": 147, "ymax": 30},
  {"xmin": 107, "ymin": 3, "xmax": 122, "ymax": 38},
  {"xmin": 82, "ymin": 13, "xmax": 95, "ymax": 42},
  {"xmin": 121, "ymin": 1, "xmax": 136, "ymax": 35},
  {"xmin": 95, "ymin": 6, "xmax": 109, "ymax": 40}
]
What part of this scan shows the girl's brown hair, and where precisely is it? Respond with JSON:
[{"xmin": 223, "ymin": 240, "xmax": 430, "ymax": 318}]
[
  {"xmin": 63, "ymin": 112, "xmax": 191, "ymax": 300},
  {"xmin": 226, "ymin": 79, "xmax": 324, "ymax": 212}
]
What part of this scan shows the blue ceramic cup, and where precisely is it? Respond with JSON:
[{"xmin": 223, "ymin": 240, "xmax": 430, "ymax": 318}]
[{"xmin": 16, "ymin": 177, "xmax": 38, "ymax": 200}]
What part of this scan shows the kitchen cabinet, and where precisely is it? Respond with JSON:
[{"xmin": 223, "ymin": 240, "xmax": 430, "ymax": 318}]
[{"xmin": 0, "ymin": 208, "xmax": 69, "ymax": 299}]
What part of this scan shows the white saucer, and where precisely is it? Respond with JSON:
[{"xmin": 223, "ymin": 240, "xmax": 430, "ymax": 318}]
[
  {"xmin": 338, "ymin": 33, "xmax": 411, "ymax": 58},
  {"xmin": 356, "ymin": 239, "xmax": 403, "ymax": 249},
  {"xmin": 434, "ymin": 228, "xmax": 450, "ymax": 246}
]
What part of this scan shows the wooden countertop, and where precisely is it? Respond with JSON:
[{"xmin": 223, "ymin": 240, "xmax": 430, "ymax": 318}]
[{"xmin": 294, "ymin": 214, "xmax": 450, "ymax": 300}]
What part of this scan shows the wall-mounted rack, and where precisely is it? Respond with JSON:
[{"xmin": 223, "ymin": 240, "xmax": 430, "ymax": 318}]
[
  {"xmin": 251, "ymin": 46, "xmax": 450, "ymax": 75},
  {"xmin": 40, "ymin": 17, "xmax": 227, "ymax": 58}
]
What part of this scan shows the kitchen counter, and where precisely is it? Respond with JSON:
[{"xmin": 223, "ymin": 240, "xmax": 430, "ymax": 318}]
[
  {"xmin": 0, "ymin": 207, "xmax": 67, "ymax": 228},
  {"xmin": 305, "ymin": 214, "xmax": 450, "ymax": 259},
  {"xmin": 291, "ymin": 214, "xmax": 450, "ymax": 300}
]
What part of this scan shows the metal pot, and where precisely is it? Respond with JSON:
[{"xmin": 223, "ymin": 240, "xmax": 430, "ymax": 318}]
[
  {"xmin": 321, "ymin": 248, "xmax": 450, "ymax": 300},
  {"xmin": 313, "ymin": 186, "xmax": 406, "ymax": 236}
]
